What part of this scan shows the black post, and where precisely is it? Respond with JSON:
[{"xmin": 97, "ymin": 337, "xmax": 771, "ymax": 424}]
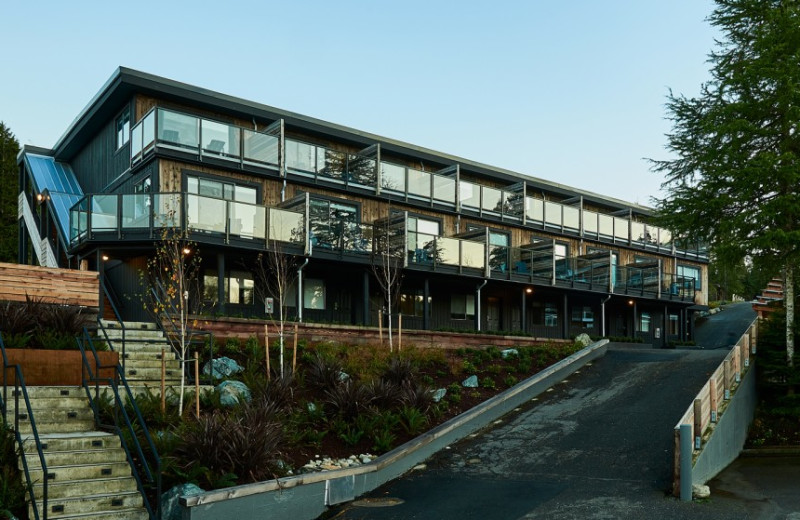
[
  {"xmin": 562, "ymin": 293, "xmax": 569, "ymax": 339},
  {"xmin": 217, "ymin": 253, "xmax": 226, "ymax": 315},
  {"xmin": 423, "ymin": 278, "xmax": 430, "ymax": 330},
  {"xmin": 362, "ymin": 270, "xmax": 370, "ymax": 326},
  {"xmin": 521, "ymin": 288, "xmax": 527, "ymax": 334}
]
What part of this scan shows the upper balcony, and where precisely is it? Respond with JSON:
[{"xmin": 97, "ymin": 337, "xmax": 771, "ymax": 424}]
[{"xmin": 129, "ymin": 107, "xmax": 707, "ymax": 261}]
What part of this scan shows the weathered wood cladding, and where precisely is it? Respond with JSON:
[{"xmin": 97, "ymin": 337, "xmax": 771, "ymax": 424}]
[
  {"xmin": 134, "ymin": 95, "xmax": 265, "ymax": 130},
  {"xmin": 71, "ymin": 100, "xmax": 132, "ymax": 192}
]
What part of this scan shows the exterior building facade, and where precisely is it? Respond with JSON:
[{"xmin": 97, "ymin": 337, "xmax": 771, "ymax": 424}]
[{"xmin": 18, "ymin": 68, "xmax": 708, "ymax": 346}]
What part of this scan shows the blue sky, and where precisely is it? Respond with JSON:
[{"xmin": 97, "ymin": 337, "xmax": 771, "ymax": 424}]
[{"xmin": 0, "ymin": 1, "xmax": 717, "ymax": 206}]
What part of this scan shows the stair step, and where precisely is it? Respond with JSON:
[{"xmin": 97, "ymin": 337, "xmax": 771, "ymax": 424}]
[
  {"xmin": 123, "ymin": 350, "xmax": 179, "ymax": 360},
  {"xmin": 100, "ymin": 320, "xmax": 158, "ymax": 330},
  {"xmin": 123, "ymin": 358, "xmax": 182, "ymax": 369},
  {"xmin": 29, "ymin": 461, "xmax": 132, "ymax": 482},
  {"xmin": 22, "ymin": 432, "xmax": 118, "ymax": 452},
  {"xmin": 125, "ymin": 367, "xmax": 182, "ymax": 379},
  {"xmin": 26, "ymin": 447, "xmax": 127, "ymax": 468},
  {"xmin": 7, "ymin": 397, "xmax": 90, "ymax": 413},
  {"xmin": 12, "ymin": 386, "xmax": 86, "ymax": 399},
  {"xmin": 12, "ymin": 406, "xmax": 94, "ymax": 424},
  {"xmin": 33, "ymin": 507, "xmax": 150, "ymax": 520},
  {"xmin": 38, "ymin": 491, "xmax": 143, "ymax": 518},
  {"xmin": 35, "ymin": 475, "xmax": 139, "ymax": 499},
  {"xmin": 14, "ymin": 418, "xmax": 96, "ymax": 434}
]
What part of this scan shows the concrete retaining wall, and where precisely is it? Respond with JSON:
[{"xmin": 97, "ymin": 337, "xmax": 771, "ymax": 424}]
[
  {"xmin": 692, "ymin": 361, "xmax": 757, "ymax": 485},
  {"xmin": 180, "ymin": 340, "xmax": 610, "ymax": 520}
]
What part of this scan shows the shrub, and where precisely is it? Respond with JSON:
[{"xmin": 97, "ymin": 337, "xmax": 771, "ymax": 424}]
[
  {"xmin": 382, "ymin": 356, "xmax": 416, "ymax": 386},
  {"xmin": 503, "ymin": 375, "xmax": 518, "ymax": 388},
  {"xmin": 0, "ymin": 420, "xmax": 26, "ymax": 518},
  {"xmin": 398, "ymin": 380, "xmax": 434, "ymax": 413},
  {"xmin": 324, "ymin": 381, "xmax": 371, "ymax": 420},
  {"xmin": 398, "ymin": 406, "xmax": 428, "ymax": 435},
  {"xmin": 480, "ymin": 377, "xmax": 496, "ymax": 390},
  {"xmin": 306, "ymin": 352, "xmax": 345, "ymax": 392},
  {"xmin": 39, "ymin": 304, "xmax": 91, "ymax": 337},
  {"xmin": 364, "ymin": 379, "xmax": 399, "ymax": 409}
]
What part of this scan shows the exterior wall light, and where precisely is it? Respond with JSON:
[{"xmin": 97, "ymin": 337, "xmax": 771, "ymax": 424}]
[
  {"xmin": 102, "ymin": 254, "xmax": 109, "ymax": 261},
  {"xmin": 526, "ymin": 287, "xmax": 533, "ymax": 294}
]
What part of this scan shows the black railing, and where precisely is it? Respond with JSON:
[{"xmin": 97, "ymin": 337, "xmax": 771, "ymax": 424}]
[
  {"xmin": 97, "ymin": 278, "xmax": 127, "ymax": 371},
  {"xmin": 0, "ymin": 333, "xmax": 47, "ymax": 520},
  {"xmin": 77, "ymin": 329, "xmax": 161, "ymax": 520}
]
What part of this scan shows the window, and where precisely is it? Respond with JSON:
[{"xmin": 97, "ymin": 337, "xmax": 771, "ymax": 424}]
[
  {"xmin": 640, "ymin": 312, "xmax": 651, "ymax": 333},
  {"xmin": 116, "ymin": 109, "xmax": 130, "ymax": 149},
  {"xmin": 408, "ymin": 216, "xmax": 441, "ymax": 263},
  {"xmin": 677, "ymin": 264, "xmax": 702, "ymax": 289},
  {"xmin": 400, "ymin": 291, "xmax": 428, "ymax": 317},
  {"xmin": 304, "ymin": 279, "xmax": 325, "ymax": 310},
  {"xmin": 545, "ymin": 303, "xmax": 558, "ymax": 327},
  {"xmin": 668, "ymin": 314, "xmax": 680, "ymax": 335},
  {"xmin": 571, "ymin": 306, "xmax": 594, "ymax": 328},
  {"xmin": 202, "ymin": 270, "xmax": 254, "ymax": 305},
  {"xmin": 451, "ymin": 294, "xmax": 475, "ymax": 320}
]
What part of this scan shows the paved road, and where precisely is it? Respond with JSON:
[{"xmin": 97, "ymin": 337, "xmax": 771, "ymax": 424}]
[
  {"xmin": 694, "ymin": 302, "xmax": 758, "ymax": 349},
  {"xmin": 323, "ymin": 303, "xmax": 799, "ymax": 520}
]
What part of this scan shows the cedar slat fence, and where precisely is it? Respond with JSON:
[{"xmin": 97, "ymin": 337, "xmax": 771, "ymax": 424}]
[
  {"xmin": 0, "ymin": 262, "xmax": 99, "ymax": 308},
  {"xmin": 672, "ymin": 318, "xmax": 757, "ymax": 497}
]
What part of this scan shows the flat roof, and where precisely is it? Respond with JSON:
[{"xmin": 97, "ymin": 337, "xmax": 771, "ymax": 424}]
[{"xmin": 52, "ymin": 67, "xmax": 654, "ymax": 216}]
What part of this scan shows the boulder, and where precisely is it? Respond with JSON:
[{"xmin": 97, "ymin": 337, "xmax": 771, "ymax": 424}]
[
  {"xmin": 462, "ymin": 375, "xmax": 479, "ymax": 388},
  {"xmin": 501, "ymin": 348, "xmax": 519, "ymax": 359},
  {"xmin": 161, "ymin": 483, "xmax": 204, "ymax": 520},
  {"xmin": 216, "ymin": 380, "xmax": 251, "ymax": 406},
  {"xmin": 203, "ymin": 356, "xmax": 243, "ymax": 379},
  {"xmin": 575, "ymin": 333, "xmax": 592, "ymax": 347},
  {"xmin": 692, "ymin": 484, "xmax": 711, "ymax": 499},
  {"xmin": 432, "ymin": 388, "xmax": 447, "ymax": 403}
]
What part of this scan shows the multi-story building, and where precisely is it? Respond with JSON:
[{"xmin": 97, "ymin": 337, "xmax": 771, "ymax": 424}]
[{"xmin": 17, "ymin": 67, "xmax": 708, "ymax": 347}]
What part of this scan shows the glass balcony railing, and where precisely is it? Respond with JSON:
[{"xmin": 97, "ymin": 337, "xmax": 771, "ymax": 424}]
[
  {"xmin": 69, "ymin": 192, "xmax": 304, "ymax": 247},
  {"xmin": 127, "ymin": 106, "xmax": 706, "ymax": 260},
  {"xmin": 130, "ymin": 108, "xmax": 279, "ymax": 168}
]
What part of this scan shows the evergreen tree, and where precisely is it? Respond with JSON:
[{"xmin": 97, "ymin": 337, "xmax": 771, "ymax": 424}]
[
  {"xmin": 0, "ymin": 123, "xmax": 20, "ymax": 262},
  {"xmin": 652, "ymin": 0, "xmax": 800, "ymax": 366}
]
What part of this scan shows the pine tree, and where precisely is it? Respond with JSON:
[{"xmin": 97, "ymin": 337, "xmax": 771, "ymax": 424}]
[
  {"xmin": 0, "ymin": 123, "xmax": 20, "ymax": 263},
  {"xmin": 652, "ymin": 0, "xmax": 800, "ymax": 367}
]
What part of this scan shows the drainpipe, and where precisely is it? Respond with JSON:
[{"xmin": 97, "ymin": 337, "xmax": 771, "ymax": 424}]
[
  {"xmin": 600, "ymin": 294, "xmax": 612, "ymax": 337},
  {"xmin": 476, "ymin": 279, "xmax": 488, "ymax": 331},
  {"xmin": 297, "ymin": 258, "xmax": 309, "ymax": 323}
]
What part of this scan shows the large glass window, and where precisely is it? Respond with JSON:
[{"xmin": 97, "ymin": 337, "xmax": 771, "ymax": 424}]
[
  {"xmin": 202, "ymin": 270, "xmax": 254, "ymax": 305},
  {"xmin": 545, "ymin": 302, "xmax": 558, "ymax": 327},
  {"xmin": 304, "ymin": 279, "xmax": 325, "ymax": 310},
  {"xmin": 451, "ymin": 294, "xmax": 475, "ymax": 320},
  {"xmin": 669, "ymin": 314, "xmax": 680, "ymax": 335},
  {"xmin": 116, "ymin": 109, "xmax": 130, "ymax": 149},
  {"xmin": 400, "ymin": 290, "xmax": 427, "ymax": 317},
  {"xmin": 571, "ymin": 306, "xmax": 594, "ymax": 329},
  {"xmin": 677, "ymin": 264, "xmax": 702, "ymax": 289},
  {"xmin": 640, "ymin": 312, "xmax": 651, "ymax": 333}
]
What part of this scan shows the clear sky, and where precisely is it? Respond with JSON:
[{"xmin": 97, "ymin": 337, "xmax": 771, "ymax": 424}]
[{"xmin": 0, "ymin": 0, "xmax": 717, "ymax": 206}]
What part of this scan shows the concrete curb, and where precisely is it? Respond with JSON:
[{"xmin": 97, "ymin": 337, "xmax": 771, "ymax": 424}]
[{"xmin": 179, "ymin": 339, "xmax": 610, "ymax": 519}]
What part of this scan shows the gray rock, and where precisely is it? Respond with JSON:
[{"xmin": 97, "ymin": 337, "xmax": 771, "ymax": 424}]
[
  {"xmin": 307, "ymin": 401, "xmax": 317, "ymax": 413},
  {"xmin": 432, "ymin": 388, "xmax": 447, "ymax": 403},
  {"xmin": 203, "ymin": 356, "xmax": 243, "ymax": 379},
  {"xmin": 501, "ymin": 348, "xmax": 519, "ymax": 359},
  {"xmin": 462, "ymin": 375, "xmax": 479, "ymax": 388},
  {"xmin": 338, "ymin": 371, "xmax": 350, "ymax": 382},
  {"xmin": 161, "ymin": 483, "xmax": 204, "ymax": 520},
  {"xmin": 575, "ymin": 333, "xmax": 592, "ymax": 347},
  {"xmin": 692, "ymin": 484, "xmax": 710, "ymax": 499},
  {"xmin": 216, "ymin": 380, "xmax": 251, "ymax": 406}
]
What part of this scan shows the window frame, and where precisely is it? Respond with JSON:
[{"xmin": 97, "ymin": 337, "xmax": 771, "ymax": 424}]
[{"xmin": 116, "ymin": 108, "xmax": 131, "ymax": 150}]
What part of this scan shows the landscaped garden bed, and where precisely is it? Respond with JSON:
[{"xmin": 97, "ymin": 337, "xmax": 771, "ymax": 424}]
[{"xmin": 115, "ymin": 337, "xmax": 584, "ymax": 495}]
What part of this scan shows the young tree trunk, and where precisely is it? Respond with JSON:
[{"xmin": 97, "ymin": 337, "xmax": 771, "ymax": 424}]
[{"xmin": 786, "ymin": 266, "xmax": 795, "ymax": 367}]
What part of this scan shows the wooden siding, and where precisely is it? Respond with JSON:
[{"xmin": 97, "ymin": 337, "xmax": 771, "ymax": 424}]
[{"xmin": 0, "ymin": 262, "xmax": 99, "ymax": 308}]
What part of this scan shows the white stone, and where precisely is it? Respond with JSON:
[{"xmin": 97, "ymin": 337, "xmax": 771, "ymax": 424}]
[
  {"xmin": 692, "ymin": 484, "xmax": 711, "ymax": 499},
  {"xmin": 575, "ymin": 333, "xmax": 592, "ymax": 347}
]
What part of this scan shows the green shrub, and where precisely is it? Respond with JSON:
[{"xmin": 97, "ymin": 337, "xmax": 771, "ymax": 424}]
[
  {"xmin": 398, "ymin": 406, "xmax": 428, "ymax": 435},
  {"xmin": 503, "ymin": 375, "xmax": 518, "ymax": 387},
  {"xmin": 480, "ymin": 377, "xmax": 496, "ymax": 390}
]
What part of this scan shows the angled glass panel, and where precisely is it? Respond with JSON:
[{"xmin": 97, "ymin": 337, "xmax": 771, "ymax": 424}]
[
  {"xmin": 89, "ymin": 195, "xmax": 118, "ymax": 231},
  {"xmin": 437, "ymin": 237, "xmax": 460, "ymax": 266},
  {"xmin": 545, "ymin": 201, "xmax": 562, "ymax": 226},
  {"xmin": 121, "ymin": 194, "xmax": 151, "ymax": 229},
  {"xmin": 658, "ymin": 227, "xmax": 672, "ymax": 248},
  {"xmin": 269, "ymin": 208, "xmax": 304, "ymax": 243},
  {"xmin": 131, "ymin": 121, "xmax": 143, "ymax": 162},
  {"xmin": 319, "ymin": 148, "xmax": 346, "ymax": 181},
  {"xmin": 407, "ymin": 168, "xmax": 431, "ymax": 198},
  {"xmin": 481, "ymin": 186, "xmax": 502, "ymax": 213},
  {"xmin": 153, "ymin": 194, "xmax": 182, "ymax": 228},
  {"xmin": 526, "ymin": 196, "xmax": 544, "ymax": 223},
  {"xmin": 157, "ymin": 109, "xmax": 199, "ymax": 150},
  {"xmin": 563, "ymin": 206, "xmax": 579, "ymax": 231},
  {"xmin": 381, "ymin": 162, "xmax": 405, "ymax": 192},
  {"xmin": 503, "ymin": 192, "xmax": 524, "ymax": 217},
  {"xmin": 460, "ymin": 181, "xmax": 480, "ymax": 209},
  {"xmin": 230, "ymin": 201, "xmax": 265, "ymax": 239},
  {"xmin": 285, "ymin": 139, "xmax": 317, "ymax": 174},
  {"xmin": 461, "ymin": 240, "xmax": 485, "ymax": 269},
  {"xmin": 614, "ymin": 217, "xmax": 629, "ymax": 240},
  {"xmin": 187, "ymin": 194, "xmax": 226, "ymax": 233},
  {"xmin": 432, "ymin": 174, "xmax": 455, "ymax": 204},
  {"xmin": 243, "ymin": 130, "xmax": 279, "ymax": 165},
  {"xmin": 142, "ymin": 110, "xmax": 155, "ymax": 153},
  {"xmin": 348, "ymin": 155, "xmax": 376, "ymax": 186}
]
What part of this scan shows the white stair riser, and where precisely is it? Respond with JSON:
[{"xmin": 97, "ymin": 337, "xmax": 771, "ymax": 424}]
[
  {"xmin": 25, "ymin": 448, "xmax": 127, "ymax": 468},
  {"xmin": 35, "ymin": 476, "xmax": 138, "ymax": 499}
]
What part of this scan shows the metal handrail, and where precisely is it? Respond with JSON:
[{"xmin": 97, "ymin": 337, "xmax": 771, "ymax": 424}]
[
  {"xmin": 77, "ymin": 329, "xmax": 161, "ymax": 519},
  {"xmin": 1, "ymin": 333, "xmax": 48, "ymax": 520}
]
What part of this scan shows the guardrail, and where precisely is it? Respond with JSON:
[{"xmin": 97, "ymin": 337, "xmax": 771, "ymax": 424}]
[
  {"xmin": 0, "ymin": 332, "xmax": 48, "ymax": 520},
  {"xmin": 672, "ymin": 319, "xmax": 757, "ymax": 500}
]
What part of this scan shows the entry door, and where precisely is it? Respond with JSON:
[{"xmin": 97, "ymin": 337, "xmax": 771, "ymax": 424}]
[{"xmin": 486, "ymin": 297, "xmax": 501, "ymax": 331}]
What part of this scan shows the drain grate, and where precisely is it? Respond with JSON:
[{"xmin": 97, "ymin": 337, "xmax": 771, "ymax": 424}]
[{"xmin": 352, "ymin": 497, "xmax": 405, "ymax": 508}]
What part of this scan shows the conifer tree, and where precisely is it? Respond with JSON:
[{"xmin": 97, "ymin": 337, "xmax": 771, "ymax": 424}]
[{"xmin": 0, "ymin": 123, "xmax": 20, "ymax": 262}]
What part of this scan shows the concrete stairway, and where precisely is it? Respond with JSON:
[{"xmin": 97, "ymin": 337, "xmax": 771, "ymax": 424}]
[
  {"xmin": 6, "ymin": 386, "xmax": 149, "ymax": 519},
  {"xmin": 99, "ymin": 320, "xmax": 183, "ymax": 391}
]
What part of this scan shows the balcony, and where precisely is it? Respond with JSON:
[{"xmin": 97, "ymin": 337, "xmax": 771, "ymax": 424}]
[{"xmin": 127, "ymin": 107, "xmax": 707, "ymax": 261}]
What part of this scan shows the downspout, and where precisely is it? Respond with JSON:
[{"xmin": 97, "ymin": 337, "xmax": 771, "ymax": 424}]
[
  {"xmin": 297, "ymin": 258, "xmax": 309, "ymax": 323},
  {"xmin": 476, "ymin": 279, "xmax": 488, "ymax": 331},
  {"xmin": 600, "ymin": 294, "xmax": 612, "ymax": 337}
]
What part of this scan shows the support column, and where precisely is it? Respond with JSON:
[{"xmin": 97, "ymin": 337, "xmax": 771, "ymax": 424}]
[
  {"xmin": 562, "ymin": 293, "xmax": 569, "ymax": 339},
  {"xmin": 217, "ymin": 253, "xmax": 226, "ymax": 316},
  {"xmin": 521, "ymin": 289, "xmax": 527, "ymax": 334},
  {"xmin": 97, "ymin": 249, "xmax": 105, "ymax": 320},
  {"xmin": 362, "ymin": 271, "xmax": 370, "ymax": 326},
  {"xmin": 423, "ymin": 278, "xmax": 430, "ymax": 330}
]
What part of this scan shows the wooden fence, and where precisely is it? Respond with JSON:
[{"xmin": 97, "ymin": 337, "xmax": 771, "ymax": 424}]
[
  {"xmin": 0, "ymin": 262, "xmax": 99, "ymax": 308},
  {"xmin": 672, "ymin": 319, "xmax": 757, "ymax": 496}
]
